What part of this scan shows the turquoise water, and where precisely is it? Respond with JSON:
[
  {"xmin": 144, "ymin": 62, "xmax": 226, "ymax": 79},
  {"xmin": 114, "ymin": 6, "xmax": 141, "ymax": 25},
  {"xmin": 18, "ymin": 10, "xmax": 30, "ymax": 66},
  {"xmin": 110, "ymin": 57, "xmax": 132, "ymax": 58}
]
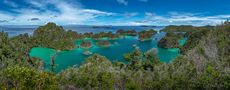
[
  {"xmin": 179, "ymin": 38, "xmax": 188, "ymax": 46},
  {"xmin": 29, "ymin": 47, "xmax": 56, "ymax": 71},
  {"xmin": 30, "ymin": 32, "xmax": 183, "ymax": 72}
]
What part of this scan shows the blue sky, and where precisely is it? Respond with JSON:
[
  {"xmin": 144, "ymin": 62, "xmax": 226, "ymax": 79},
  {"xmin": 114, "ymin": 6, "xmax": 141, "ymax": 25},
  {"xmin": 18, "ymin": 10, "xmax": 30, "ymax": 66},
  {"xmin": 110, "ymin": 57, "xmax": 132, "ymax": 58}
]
[{"xmin": 0, "ymin": 0, "xmax": 230, "ymax": 26}]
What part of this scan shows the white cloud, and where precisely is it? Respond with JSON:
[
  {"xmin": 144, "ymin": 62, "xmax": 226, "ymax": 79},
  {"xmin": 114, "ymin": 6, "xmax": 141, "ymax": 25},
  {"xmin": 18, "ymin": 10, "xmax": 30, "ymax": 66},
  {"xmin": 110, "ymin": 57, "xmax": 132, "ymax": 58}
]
[
  {"xmin": 117, "ymin": 0, "xmax": 128, "ymax": 5},
  {"xmin": 0, "ymin": 0, "xmax": 229, "ymax": 26},
  {"xmin": 0, "ymin": 11, "xmax": 15, "ymax": 24},
  {"xmin": 145, "ymin": 12, "xmax": 165, "ymax": 20},
  {"xmin": 27, "ymin": 0, "xmax": 44, "ymax": 8},
  {"xmin": 128, "ymin": 12, "xmax": 229, "ymax": 26},
  {"xmin": 82, "ymin": 9, "xmax": 116, "ymax": 16},
  {"xmin": 0, "ymin": 0, "xmax": 116, "ymax": 25}
]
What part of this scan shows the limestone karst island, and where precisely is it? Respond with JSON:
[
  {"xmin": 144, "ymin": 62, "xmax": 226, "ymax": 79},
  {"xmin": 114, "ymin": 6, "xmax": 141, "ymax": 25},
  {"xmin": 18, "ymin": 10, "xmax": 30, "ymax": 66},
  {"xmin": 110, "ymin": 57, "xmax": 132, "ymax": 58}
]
[{"xmin": 0, "ymin": 0, "xmax": 230, "ymax": 89}]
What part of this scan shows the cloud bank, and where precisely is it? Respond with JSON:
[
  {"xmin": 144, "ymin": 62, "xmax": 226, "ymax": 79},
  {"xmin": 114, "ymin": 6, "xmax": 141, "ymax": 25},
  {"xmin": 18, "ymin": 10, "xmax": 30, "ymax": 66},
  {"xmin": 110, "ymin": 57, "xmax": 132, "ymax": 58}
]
[
  {"xmin": 0, "ymin": 0, "xmax": 115, "ymax": 25},
  {"xmin": 129, "ymin": 12, "xmax": 229, "ymax": 26}
]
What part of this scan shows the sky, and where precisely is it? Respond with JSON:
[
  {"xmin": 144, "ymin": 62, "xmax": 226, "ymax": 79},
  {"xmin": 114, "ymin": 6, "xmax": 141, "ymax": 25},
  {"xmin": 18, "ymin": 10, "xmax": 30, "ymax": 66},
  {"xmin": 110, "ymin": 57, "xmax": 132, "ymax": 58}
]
[{"xmin": 0, "ymin": 0, "xmax": 230, "ymax": 26}]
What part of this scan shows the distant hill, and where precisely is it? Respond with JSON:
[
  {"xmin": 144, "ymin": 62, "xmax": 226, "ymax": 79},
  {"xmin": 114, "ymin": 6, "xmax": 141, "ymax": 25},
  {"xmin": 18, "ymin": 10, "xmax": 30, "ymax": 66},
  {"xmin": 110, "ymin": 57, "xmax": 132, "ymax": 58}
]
[{"xmin": 161, "ymin": 25, "xmax": 215, "ymax": 32}]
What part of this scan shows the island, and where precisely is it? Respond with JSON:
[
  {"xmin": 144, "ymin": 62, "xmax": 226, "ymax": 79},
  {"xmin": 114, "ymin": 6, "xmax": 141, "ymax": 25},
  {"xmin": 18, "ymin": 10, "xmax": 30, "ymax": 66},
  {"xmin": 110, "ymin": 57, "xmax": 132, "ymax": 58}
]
[
  {"xmin": 92, "ymin": 33, "xmax": 102, "ymax": 40},
  {"xmin": 161, "ymin": 25, "xmax": 214, "ymax": 33},
  {"xmin": 116, "ymin": 29, "xmax": 138, "ymax": 36},
  {"xmin": 107, "ymin": 32, "xmax": 119, "ymax": 40},
  {"xmin": 83, "ymin": 32, "xmax": 94, "ymax": 38},
  {"xmin": 138, "ymin": 29, "xmax": 157, "ymax": 41},
  {"xmin": 160, "ymin": 25, "xmax": 198, "ymax": 32},
  {"xmin": 33, "ymin": 22, "xmax": 77, "ymax": 50},
  {"xmin": 96, "ymin": 40, "xmax": 111, "ymax": 47},
  {"xmin": 160, "ymin": 25, "xmax": 213, "ymax": 53},
  {"xmin": 80, "ymin": 41, "xmax": 92, "ymax": 49},
  {"xmin": 158, "ymin": 33, "xmax": 183, "ymax": 48}
]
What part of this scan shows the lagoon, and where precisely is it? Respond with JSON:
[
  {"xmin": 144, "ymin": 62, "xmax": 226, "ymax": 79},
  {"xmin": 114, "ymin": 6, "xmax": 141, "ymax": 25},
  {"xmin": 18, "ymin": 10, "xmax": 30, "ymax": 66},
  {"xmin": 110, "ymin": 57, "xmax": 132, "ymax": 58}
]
[{"xmin": 29, "ymin": 32, "xmax": 184, "ymax": 72}]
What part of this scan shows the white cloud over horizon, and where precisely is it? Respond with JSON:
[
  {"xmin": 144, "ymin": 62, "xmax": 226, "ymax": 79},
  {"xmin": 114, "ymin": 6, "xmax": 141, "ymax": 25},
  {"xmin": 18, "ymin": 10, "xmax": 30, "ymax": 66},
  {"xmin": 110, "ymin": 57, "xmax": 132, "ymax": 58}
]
[{"xmin": 128, "ymin": 12, "xmax": 229, "ymax": 26}]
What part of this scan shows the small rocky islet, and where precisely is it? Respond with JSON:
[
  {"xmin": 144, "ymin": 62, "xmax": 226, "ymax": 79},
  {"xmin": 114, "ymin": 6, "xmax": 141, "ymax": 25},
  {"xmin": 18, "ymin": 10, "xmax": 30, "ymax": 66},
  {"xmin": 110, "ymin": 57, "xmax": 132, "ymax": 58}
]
[
  {"xmin": 96, "ymin": 40, "xmax": 111, "ymax": 47},
  {"xmin": 80, "ymin": 41, "xmax": 92, "ymax": 49}
]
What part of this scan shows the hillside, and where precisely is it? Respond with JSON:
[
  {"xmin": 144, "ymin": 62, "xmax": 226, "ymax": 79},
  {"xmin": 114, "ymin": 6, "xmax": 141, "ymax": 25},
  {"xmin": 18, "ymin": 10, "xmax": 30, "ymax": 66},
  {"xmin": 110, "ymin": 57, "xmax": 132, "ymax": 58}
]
[
  {"xmin": 182, "ymin": 22, "xmax": 230, "ymax": 71},
  {"xmin": 1, "ymin": 22, "xmax": 230, "ymax": 89}
]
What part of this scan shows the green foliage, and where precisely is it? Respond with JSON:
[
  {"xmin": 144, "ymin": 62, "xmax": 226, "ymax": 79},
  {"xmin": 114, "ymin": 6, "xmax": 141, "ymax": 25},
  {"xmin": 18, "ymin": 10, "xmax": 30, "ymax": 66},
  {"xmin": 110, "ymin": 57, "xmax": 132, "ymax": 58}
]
[
  {"xmin": 138, "ymin": 29, "xmax": 157, "ymax": 41},
  {"xmin": 0, "ymin": 66, "xmax": 58, "ymax": 90},
  {"xmin": 124, "ymin": 48, "xmax": 143, "ymax": 62},
  {"xmin": 161, "ymin": 25, "xmax": 198, "ymax": 32},
  {"xmin": 180, "ymin": 28, "xmax": 210, "ymax": 54},
  {"xmin": 33, "ymin": 22, "xmax": 76, "ymax": 50},
  {"xmin": 1, "ymin": 22, "xmax": 230, "ymax": 89},
  {"xmin": 213, "ymin": 23, "xmax": 230, "ymax": 62},
  {"xmin": 116, "ymin": 29, "xmax": 138, "ymax": 36},
  {"xmin": 125, "ymin": 79, "xmax": 141, "ymax": 90},
  {"xmin": 158, "ymin": 32, "xmax": 183, "ymax": 48},
  {"xmin": 161, "ymin": 25, "xmax": 214, "ymax": 33},
  {"xmin": 80, "ymin": 40, "xmax": 92, "ymax": 49},
  {"xmin": 59, "ymin": 54, "xmax": 115, "ymax": 90}
]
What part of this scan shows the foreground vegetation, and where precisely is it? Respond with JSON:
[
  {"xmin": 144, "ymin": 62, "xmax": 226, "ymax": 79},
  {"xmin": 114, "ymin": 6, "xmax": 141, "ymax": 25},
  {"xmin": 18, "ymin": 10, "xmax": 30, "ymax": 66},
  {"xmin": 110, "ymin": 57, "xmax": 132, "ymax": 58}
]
[{"xmin": 1, "ymin": 21, "xmax": 230, "ymax": 89}]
